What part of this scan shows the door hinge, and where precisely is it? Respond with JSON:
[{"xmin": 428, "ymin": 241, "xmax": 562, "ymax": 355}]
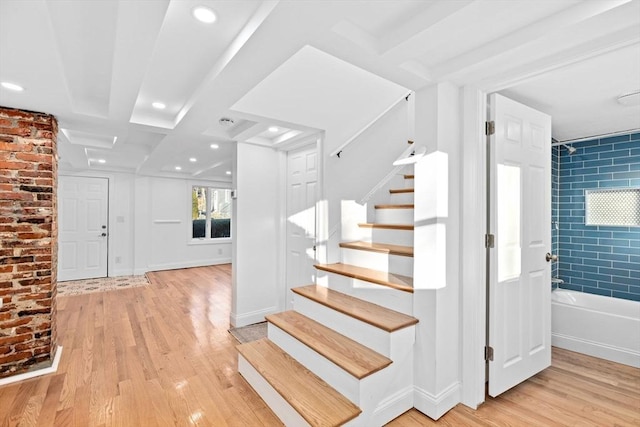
[
  {"xmin": 485, "ymin": 345, "xmax": 494, "ymax": 362},
  {"xmin": 485, "ymin": 233, "xmax": 495, "ymax": 248},
  {"xmin": 312, "ymin": 245, "xmax": 317, "ymax": 251},
  {"xmin": 485, "ymin": 121, "xmax": 495, "ymax": 136}
]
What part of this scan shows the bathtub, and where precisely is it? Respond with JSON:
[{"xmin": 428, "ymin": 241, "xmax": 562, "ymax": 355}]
[{"xmin": 551, "ymin": 289, "xmax": 640, "ymax": 368}]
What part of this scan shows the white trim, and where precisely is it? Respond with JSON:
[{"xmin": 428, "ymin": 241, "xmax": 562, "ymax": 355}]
[
  {"xmin": 370, "ymin": 385, "xmax": 414, "ymax": 426},
  {"xmin": 0, "ymin": 346, "xmax": 63, "ymax": 387},
  {"xmin": 552, "ymin": 333, "xmax": 640, "ymax": 368},
  {"xmin": 230, "ymin": 306, "xmax": 277, "ymax": 328},
  {"xmin": 147, "ymin": 258, "xmax": 231, "ymax": 273},
  {"xmin": 413, "ymin": 382, "xmax": 461, "ymax": 421},
  {"xmin": 153, "ymin": 219, "xmax": 181, "ymax": 224},
  {"xmin": 459, "ymin": 86, "xmax": 488, "ymax": 408}
]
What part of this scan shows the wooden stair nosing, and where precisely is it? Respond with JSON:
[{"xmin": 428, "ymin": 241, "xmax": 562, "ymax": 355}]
[
  {"xmin": 403, "ymin": 174, "xmax": 414, "ymax": 179},
  {"xmin": 358, "ymin": 223, "xmax": 413, "ymax": 230},
  {"xmin": 237, "ymin": 338, "xmax": 361, "ymax": 427},
  {"xmin": 339, "ymin": 241, "xmax": 413, "ymax": 257},
  {"xmin": 374, "ymin": 204, "xmax": 414, "ymax": 210},
  {"xmin": 292, "ymin": 285, "xmax": 418, "ymax": 332},
  {"xmin": 315, "ymin": 263, "xmax": 413, "ymax": 293},
  {"xmin": 389, "ymin": 188, "xmax": 414, "ymax": 194},
  {"xmin": 266, "ymin": 311, "xmax": 392, "ymax": 379}
]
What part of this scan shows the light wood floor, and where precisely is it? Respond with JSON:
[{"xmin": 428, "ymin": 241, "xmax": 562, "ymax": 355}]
[{"xmin": 0, "ymin": 265, "xmax": 638, "ymax": 426}]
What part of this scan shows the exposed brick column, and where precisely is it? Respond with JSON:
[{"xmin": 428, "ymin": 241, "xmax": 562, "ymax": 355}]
[{"xmin": 0, "ymin": 106, "xmax": 58, "ymax": 378}]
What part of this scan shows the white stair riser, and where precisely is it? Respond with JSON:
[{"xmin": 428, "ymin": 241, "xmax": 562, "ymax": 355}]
[
  {"xmin": 293, "ymin": 293, "xmax": 392, "ymax": 357},
  {"xmin": 267, "ymin": 323, "xmax": 362, "ymax": 404},
  {"xmin": 361, "ymin": 228, "xmax": 413, "ymax": 246},
  {"xmin": 341, "ymin": 248, "xmax": 413, "ymax": 277},
  {"xmin": 375, "ymin": 208, "xmax": 414, "ymax": 224},
  {"xmin": 238, "ymin": 355, "xmax": 311, "ymax": 427},
  {"xmin": 403, "ymin": 178, "xmax": 414, "ymax": 188},
  {"xmin": 317, "ymin": 272, "xmax": 413, "ymax": 314},
  {"xmin": 389, "ymin": 192, "xmax": 414, "ymax": 204}
]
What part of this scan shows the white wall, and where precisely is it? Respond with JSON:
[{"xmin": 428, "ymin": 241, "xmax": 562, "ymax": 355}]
[
  {"xmin": 321, "ymin": 99, "xmax": 410, "ymax": 264},
  {"xmin": 231, "ymin": 142, "xmax": 282, "ymax": 327},
  {"xmin": 411, "ymin": 83, "xmax": 462, "ymax": 419},
  {"xmin": 59, "ymin": 171, "xmax": 232, "ymax": 278}
]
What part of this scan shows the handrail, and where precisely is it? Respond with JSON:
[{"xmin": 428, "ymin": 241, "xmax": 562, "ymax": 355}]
[{"xmin": 330, "ymin": 91, "xmax": 412, "ymax": 158}]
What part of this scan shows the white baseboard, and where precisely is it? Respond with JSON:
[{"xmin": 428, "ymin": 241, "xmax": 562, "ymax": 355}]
[
  {"xmin": 137, "ymin": 258, "xmax": 232, "ymax": 276},
  {"xmin": 0, "ymin": 346, "xmax": 63, "ymax": 387},
  {"xmin": 369, "ymin": 385, "xmax": 414, "ymax": 426},
  {"xmin": 552, "ymin": 333, "xmax": 640, "ymax": 368},
  {"xmin": 230, "ymin": 306, "xmax": 277, "ymax": 328},
  {"xmin": 413, "ymin": 381, "xmax": 461, "ymax": 420}
]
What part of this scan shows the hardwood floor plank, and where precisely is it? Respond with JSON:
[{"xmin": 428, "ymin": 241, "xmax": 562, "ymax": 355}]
[{"xmin": 0, "ymin": 265, "xmax": 637, "ymax": 427}]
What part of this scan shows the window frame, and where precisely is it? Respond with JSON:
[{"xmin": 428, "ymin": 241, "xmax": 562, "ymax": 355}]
[{"xmin": 189, "ymin": 183, "xmax": 233, "ymax": 245}]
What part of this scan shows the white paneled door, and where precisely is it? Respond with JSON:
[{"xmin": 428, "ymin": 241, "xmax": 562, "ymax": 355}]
[
  {"xmin": 488, "ymin": 94, "xmax": 552, "ymax": 396},
  {"xmin": 58, "ymin": 176, "xmax": 109, "ymax": 281},
  {"xmin": 286, "ymin": 145, "xmax": 318, "ymax": 309}
]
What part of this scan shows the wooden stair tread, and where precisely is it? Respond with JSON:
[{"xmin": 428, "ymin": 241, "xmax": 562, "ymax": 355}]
[
  {"xmin": 292, "ymin": 285, "xmax": 418, "ymax": 332},
  {"xmin": 339, "ymin": 241, "xmax": 413, "ymax": 257},
  {"xmin": 374, "ymin": 204, "xmax": 414, "ymax": 209},
  {"xmin": 237, "ymin": 338, "xmax": 361, "ymax": 426},
  {"xmin": 315, "ymin": 263, "xmax": 413, "ymax": 293},
  {"xmin": 266, "ymin": 311, "xmax": 392, "ymax": 379},
  {"xmin": 358, "ymin": 223, "xmax": 413, "ymax": 230},
  {"xmin": 389, "ymin": 188, "xmax": 414, "ymax": 194},
  {"xmin": 403, "ymin": 174, "xmax": 414, "ymax": 179}
]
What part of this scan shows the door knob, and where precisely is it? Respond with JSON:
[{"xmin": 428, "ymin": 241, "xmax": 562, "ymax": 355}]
[{"xmin": 545, "ymin": 252, "xmax": 558, "ymax": 262}]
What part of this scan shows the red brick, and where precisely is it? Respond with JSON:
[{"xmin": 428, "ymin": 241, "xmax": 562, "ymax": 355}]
[
  {"xmin": 15, "ymin": 153, "xmax": 50, "ymax": 163},
  {"xmin": 0, "ymin": 350, "xmax": 34, "ymax": 365},
  {"xmin": 0, "ymin": 333, "xmax": 32, "ymax": 346},
  {"xmin": 0, "ymin": 161, "xmax": 32, "ymax": 171},
  {"xmin": 0, "ymin": 317, "xmax": 31, "ymax": 329},
  {"xmin": 0, "ymin": 109, "xmax": 35, "ymax": 120},
  {"xmin": 0, "ymin": 127, "xmax": 30, "ymax": 137}
]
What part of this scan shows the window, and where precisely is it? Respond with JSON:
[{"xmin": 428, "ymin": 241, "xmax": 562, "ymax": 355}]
[{"xmin": 192, "ymin": 186, "xmax": 232, "ymax": 239}]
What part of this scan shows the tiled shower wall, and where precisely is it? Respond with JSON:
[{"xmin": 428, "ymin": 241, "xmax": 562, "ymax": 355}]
[
  {"xmin": 554, "ymin": 132, "xmax": 640, "ymax": 301},
  {"xmin": 552, "ymin": 145, "xmax": 559, "ymax": 285}
]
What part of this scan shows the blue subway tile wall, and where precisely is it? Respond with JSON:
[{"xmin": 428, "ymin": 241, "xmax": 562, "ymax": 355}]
[
  {"xmin": 554, "ymin": 132, "xmax": 640, "ymax": 301},
  {"xmin": 552, "ymin": 145, "xmax": 559, "ymax": 288}
]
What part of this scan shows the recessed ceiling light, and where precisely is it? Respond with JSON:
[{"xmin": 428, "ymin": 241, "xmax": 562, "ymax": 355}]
[
  {"xmin": 175, "ymin": 166, "xmax": 182, "ymax": 171},
  {"xmin": 225, "ymin": 171, "xmax": 231, "ymax": 175},
  {"xmin": 152, "ymin": 102, "xmax": 166, "ymax": 110},
  {"xmin": 189, "ymin": 157, "xmax": 197, "ymax": 162},
  {"xmin": 98, "ymin": 159, "xmax": 106, "ymax": 164},
  {"xmin": 192, "ymin": 6, "xmax": 216, "ymax": 23},
  {"xmin": 1, "ymin": 81, "xmax": 24, "ymax": 92},
  {"xmin": 210, "ymin": 143, "xmax": 219, "ymax": 149},
  {"xmin": 268, "ymin": 126, "xmax": 279, "ymax": 133}
]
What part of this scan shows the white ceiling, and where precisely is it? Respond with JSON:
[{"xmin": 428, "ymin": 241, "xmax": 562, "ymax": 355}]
[{"xmin": 1, "ymin": 0, "xmax": 639, "ymax": 179}]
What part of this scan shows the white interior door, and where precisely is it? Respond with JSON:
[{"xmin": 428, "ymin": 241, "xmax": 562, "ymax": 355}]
[
  {"xmin": 286, "ymin": 145, "xmax": 318, "ymax": 309},
  {"xmin": 488, "ymin": 93, "xmax": 552, "ymax": 397},
  {"xmin": 58, "ymin": 176, "xmax": 109, "ymax": 281}
]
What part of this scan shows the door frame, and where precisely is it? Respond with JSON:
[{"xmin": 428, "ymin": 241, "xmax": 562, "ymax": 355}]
[
  {"xmin": 460, "ymin": 86, "xmax": 489, "ymax": 408},
  {"xmin": 276, "ymin": 135, "xmax": 324, "ymax": 312},
  {"xmin": 58, "ymin": 173, "xmax": 113, "ymax": 279},
  {"xmin": 56, "ymin": 172, "xmax": 115, "ymax": 277}
]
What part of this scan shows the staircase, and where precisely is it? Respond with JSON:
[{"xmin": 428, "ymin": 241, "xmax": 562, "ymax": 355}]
[{"xmin": 238, "ymin": 172, "xmax": 417, "ymax": 426}]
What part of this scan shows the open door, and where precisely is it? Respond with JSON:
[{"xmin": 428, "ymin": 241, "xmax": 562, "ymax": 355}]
[{"xmin": 488, "ymin": 94, "xmax": 552, "ymax": 397}]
